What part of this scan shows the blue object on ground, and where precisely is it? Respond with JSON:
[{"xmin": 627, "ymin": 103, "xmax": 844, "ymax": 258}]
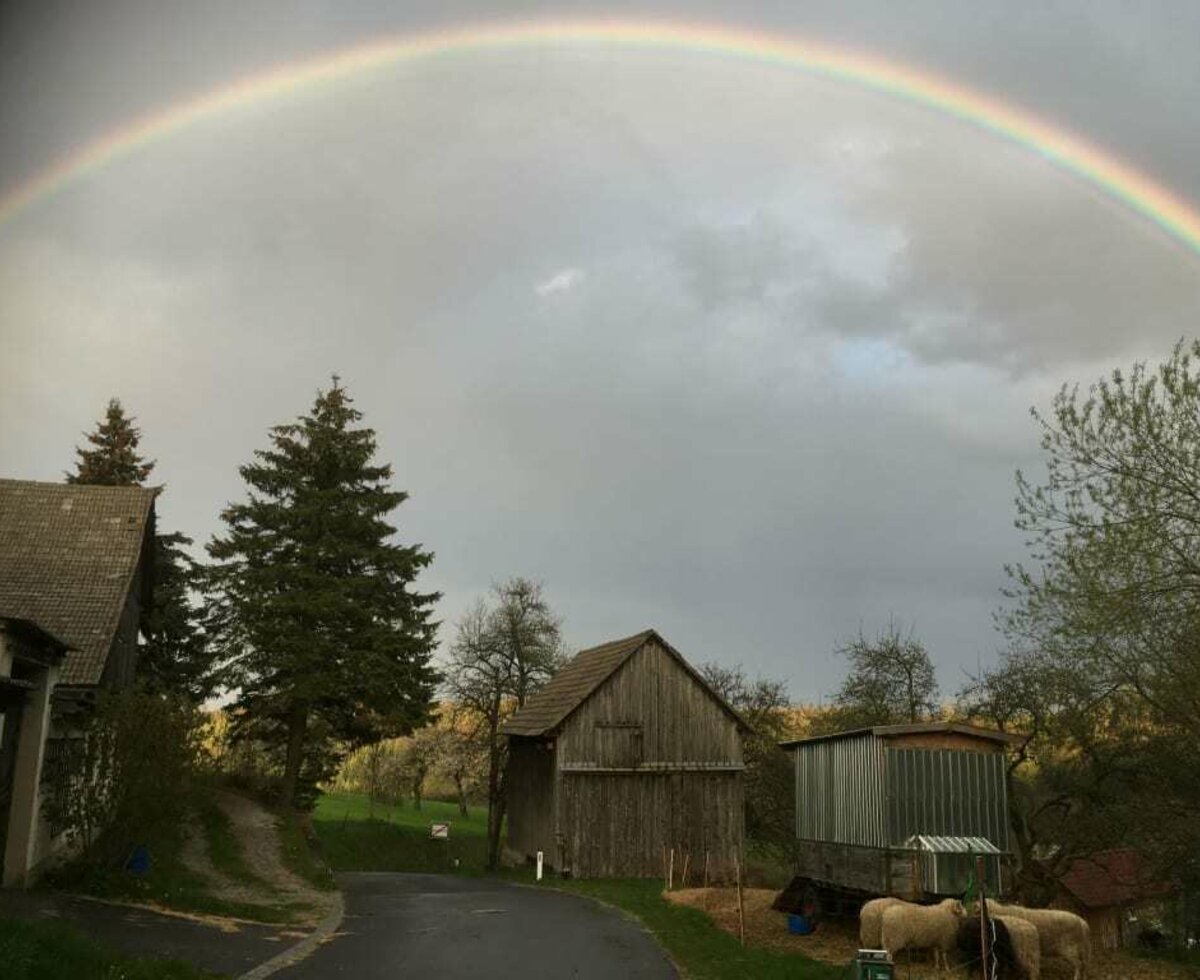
[
  {"xmin": 787, "ymin": 913, "xmax": 815, "ymax": 935},
  {"xmin": 125, "ymin": 844, "xmax": 151, "ymax": 875}
]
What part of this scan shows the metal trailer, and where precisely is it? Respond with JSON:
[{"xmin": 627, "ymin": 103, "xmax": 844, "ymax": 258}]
[{"xmin": 776, "ymin": 722, "xmax": 1019, "ymax": 916}]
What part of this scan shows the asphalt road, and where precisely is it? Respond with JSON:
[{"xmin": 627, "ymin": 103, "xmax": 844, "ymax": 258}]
[{"xmin": 275, "ymin": 873, "xmax": 678, "ymax": 979}]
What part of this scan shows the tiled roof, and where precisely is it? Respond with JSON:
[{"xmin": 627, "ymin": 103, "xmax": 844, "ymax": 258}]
[
  {"xmin": 1058, "ymin": 848, "xmax": 1174, "ymax": 909},
  {"xmin": 0, "ymin": 479, "xmax": 155, "ymax": 685},
  {"xmin": 502, "ymin": 629, "xmax": 749, "ymax": 737}
]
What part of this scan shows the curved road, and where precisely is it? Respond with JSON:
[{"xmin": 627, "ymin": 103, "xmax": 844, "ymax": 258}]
[{"xmin": 275, "ymin": 873, "xmax": 677, "ymax": 979}]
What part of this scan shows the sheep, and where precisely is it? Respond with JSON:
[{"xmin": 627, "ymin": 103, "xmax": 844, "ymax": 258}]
[
  {"xmin": 880, "ymin": 897, "xmax": 965, "ymax": 971},
  {"xmin": 956, "ymin": 915, "xmax": 1023, "ymax": 978},
  {"xmin": 994, "ymin": 915, "xmax": 1041, "ymax": 980},
  {"xmin": 859, "ymin": 896, "xmax": 908, "ymax": 948},
  {"xmin": 982, "ymin": 900, "xmax": 1089, "ymax": 980}
]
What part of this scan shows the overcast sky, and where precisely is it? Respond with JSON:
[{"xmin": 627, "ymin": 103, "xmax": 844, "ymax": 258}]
[{"xmin": 3, "ymin": 1, "xmax": 1199, "ymax": 702}]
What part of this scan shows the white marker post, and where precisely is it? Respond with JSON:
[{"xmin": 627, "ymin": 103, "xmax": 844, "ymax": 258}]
[{"xmin": 536, "ymin": 851, "xmax": 544, "ymax": 881}]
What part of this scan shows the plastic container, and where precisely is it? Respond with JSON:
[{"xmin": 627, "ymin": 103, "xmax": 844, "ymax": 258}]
[{"xmin": 787, "ymin": 913, "xmax": 815, "ymax": 935}]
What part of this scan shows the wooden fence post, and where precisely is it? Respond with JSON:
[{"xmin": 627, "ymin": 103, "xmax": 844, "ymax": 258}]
[
  {"xmin": 681, "ymin": 852, "xmax": 690, "ymax": 890},
  {"xmin": 668, "ymin": 847, "xmax": 675, "ymax": 891},
  {"xmin": 735, "ymin": 853, "xmax": 745, "ymax": 947}
]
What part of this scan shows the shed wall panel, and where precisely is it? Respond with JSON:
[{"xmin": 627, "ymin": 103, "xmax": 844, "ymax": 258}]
[
  {"xmin": 885, "ymin": 748, "xmax": 1009, "ymax": 849},
  {"xmin": 793, "ymin": 734, "xmax": 887, "ymax": 847},
  {"xmin": 506, "ymin": 737, "xmax": 557, "ymax": 862},
  {"xmin": 559, "ymin": 771, "xmax": 743, "ymax": 878}
]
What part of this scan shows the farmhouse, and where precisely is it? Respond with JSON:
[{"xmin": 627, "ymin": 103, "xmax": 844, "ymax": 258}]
[
  {"xmin": 502, "ymin": 629, "xmax": 749, "ymax": 879},
  {"xmin": 0, "ymin": 479, "xmax": 156, "ymax": 886},
  {"xmin": 779, "ymin": 722, "xmax": 1020, "ymax": 909},
  {"xmin": 1054, "ymin": 848, "xmax": 1176, "ymax": 951}
]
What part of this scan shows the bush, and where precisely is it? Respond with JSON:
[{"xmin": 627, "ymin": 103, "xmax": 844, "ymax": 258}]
[{"xmin": 44, "ymin": 688, "xmax": 200, "ymax": 869}]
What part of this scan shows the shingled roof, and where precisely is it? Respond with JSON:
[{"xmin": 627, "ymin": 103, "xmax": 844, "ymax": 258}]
[
  {"xmin": 502, "ymin": 628, "xmax": 749, "ymax": 737},
  {"xmin": 1058, "ymin": 848, "xmax": 1174, "ymax": 909},
  {"xmin": 0, "ymin": 479, "xmax": 156, "ymax": 686}
]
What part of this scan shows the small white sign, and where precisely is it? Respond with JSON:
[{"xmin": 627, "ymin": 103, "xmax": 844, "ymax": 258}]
[
  {"xmin": 537, "ymin": 850, "xmax": 544, "ymax": 881},
  {"xmin": 430, "ymin": 822, "xmax": 450, "ymax": 839}
]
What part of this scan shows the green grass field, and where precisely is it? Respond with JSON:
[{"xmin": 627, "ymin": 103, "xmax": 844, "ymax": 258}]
[
  {"xmin": 0, "ymin": 917, "xmax": 218, "ymax": 980},
  {"xmin": 312, "ymin": 792, "xmax": 489, "ymax": 873}
]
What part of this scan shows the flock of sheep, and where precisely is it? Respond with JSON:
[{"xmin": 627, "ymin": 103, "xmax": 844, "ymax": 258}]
[{"xmin": 860, "ymin": 895, "xmax": 1091, "ymax": 979}]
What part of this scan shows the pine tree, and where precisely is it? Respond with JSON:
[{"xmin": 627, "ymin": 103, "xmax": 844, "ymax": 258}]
[
  {"xmin": 67, "ymin": 398, "xmax": 156, "ymax": 486},
  {"xmin": 206, "ymin": 379, "xmax": 439, "ymax": 809},
  {"xmin": 67, "ymin": 398, "xmax": 211, "ymax": 702}
]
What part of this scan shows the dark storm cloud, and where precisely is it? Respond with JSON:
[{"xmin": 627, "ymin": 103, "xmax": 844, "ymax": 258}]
[{"xmin": 2, "ymin": 2, "xmax": 1199, "ymax": 699}]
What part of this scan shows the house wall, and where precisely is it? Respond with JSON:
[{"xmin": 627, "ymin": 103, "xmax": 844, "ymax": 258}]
[
  {"xmin": 101, "ymin": 564, "xmax": 144, "ymax": 691},
  {"xmin": 555, "ymin": 639, "xmax": 742, "ymax": 766}
]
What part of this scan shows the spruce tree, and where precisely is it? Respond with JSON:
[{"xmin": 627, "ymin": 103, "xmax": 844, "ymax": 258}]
[
  {"xmin": 67, "ymin": 398, "xmax": 212, "ymax": 702},
  {"xmin": 67, "ymin": 398, "xmax": 156, "ymax": 486},
  {"xmin": 206, "ymin": 379, "xmax": 439, "ymax": 809}
]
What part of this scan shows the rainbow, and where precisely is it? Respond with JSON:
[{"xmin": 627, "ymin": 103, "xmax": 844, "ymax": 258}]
[{"xmin": 2, "ymin": 18, "xmax": 1200, "ymax": 255}]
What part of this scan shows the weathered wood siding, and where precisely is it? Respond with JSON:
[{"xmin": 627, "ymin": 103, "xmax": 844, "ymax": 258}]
[
  {"xmin": 559, "ymin": 771, "xmax": 743, "ymax": 879},
  {"xmin": 505, "ymin": 736, "xmax": 557, "ymax": 862},
  {"xmin": 555, "ymin": 638, "xmax": 742, "ymax": 766}
]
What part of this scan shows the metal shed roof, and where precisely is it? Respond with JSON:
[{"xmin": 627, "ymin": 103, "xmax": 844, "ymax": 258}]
[
  {"xmin": 902, "ymin": 835, "xmax": 1002, "ymax": 854},
  {"xmin": 780, "ymin": 721, "xmax": 1023, "ymax": 749}
]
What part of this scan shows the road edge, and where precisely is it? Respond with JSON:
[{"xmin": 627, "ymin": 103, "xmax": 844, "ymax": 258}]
[{"xmin": 235, "ymin": 889, "xmax": 345, "ymax": 980}]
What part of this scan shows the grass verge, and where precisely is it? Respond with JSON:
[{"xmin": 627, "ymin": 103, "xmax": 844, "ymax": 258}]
[
  {"xmin": 276, "ymin": 812, "xmax": 337, "ymax": 892},
  {"xmin": 196, "ymin": 797, "xmax": 266, "ymax": 889},
  {"xmin": 0, "ymin": 916, "xmax": 219, "ymax": 980}
]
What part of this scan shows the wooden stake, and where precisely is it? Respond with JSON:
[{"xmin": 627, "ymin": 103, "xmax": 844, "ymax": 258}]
[
  {"xmin": 735, "ymin": 853, "xmax": 745, "ymax": 947},
  {"xmin": 681, "ymin": 852, "xmax": 690, "ymax": 889},
  {"xmin": 703, "ymin": 851, "xmax": 710, "ymax": 889},
  {"xmin": 668, "ymin": 847, "xmax": 675, "ymax": 891},
  {"xmin": 977, "ymin": 856, "xmax": 991, "ymax": 980}
]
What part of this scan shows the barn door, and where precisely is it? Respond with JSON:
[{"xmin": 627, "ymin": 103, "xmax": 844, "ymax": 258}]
[{"xmin": 595, "ymin": 722, "xmax": 643, "ymax": 768}]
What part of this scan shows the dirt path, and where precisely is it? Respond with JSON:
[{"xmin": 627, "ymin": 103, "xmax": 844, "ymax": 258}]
[{"xmin": 182, "ymin": 789, "xmax": 337, "ymax": 925}]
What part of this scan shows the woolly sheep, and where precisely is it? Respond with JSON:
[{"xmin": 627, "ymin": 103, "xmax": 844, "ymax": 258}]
[
  {"xmin": 984, "ymin": 900, "xmax": 1089, "ymax": 980},
  {"xmin": 881, "ymin": 897, "xmax": 965, "ymax": 971},
  {"xmin": 994, "ymin": 914, "xmax": 1041, "ymax": 980},
  {"xmin": 859, "ymin": 897, "xmax": 908, "ymax": 948}
]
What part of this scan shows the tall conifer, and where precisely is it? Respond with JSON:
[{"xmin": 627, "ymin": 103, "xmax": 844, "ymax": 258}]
[
  {"xmin": 67, "ymin": 398, "xmax": 156, "ymax": 486},
  {"xmin": 206, "ymin": 380, "xmax": 439, "ymax": 809}
]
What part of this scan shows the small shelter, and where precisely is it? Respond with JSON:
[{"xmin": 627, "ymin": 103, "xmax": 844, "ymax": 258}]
[
  {"xmin": 1054, "ymin": 848, "xmax": 1176, "ymax": 951},
  {"xmin": 502, "ymin": 629, "xmax": 749, "ymax": 879},
  {"xmin": 779, "ymin": 722, "xmax": 1020, "ymax": 904},
  {"xmin": 0, "ymin": 479, "xmax": 156, "ymax": 886}
]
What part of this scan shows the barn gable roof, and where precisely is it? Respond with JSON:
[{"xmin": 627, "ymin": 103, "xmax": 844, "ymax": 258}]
[
  {"xmin": 1058, "ymin": 848, "xmax": 1174, "ymax": 909},
  {"xmin": 0, "ymin": 479, "xmax": 156, "ymax": 686},
  {"xmin": 502, "ymin": 628, "xmax": 750, "ymax": 737}
]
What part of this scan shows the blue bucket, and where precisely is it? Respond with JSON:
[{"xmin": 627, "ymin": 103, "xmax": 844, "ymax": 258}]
[{"xmin": 787, "ymin": 913, "xmax": 815, "ymax": 935}]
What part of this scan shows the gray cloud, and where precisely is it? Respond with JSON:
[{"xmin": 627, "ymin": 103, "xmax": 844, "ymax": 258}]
[{"xmin": 2, "ymin": 3, "xmax": 1199, "ymax": 700}]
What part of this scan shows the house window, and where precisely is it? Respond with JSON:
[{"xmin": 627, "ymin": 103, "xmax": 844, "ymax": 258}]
[{"xmin": 595, "ymin": 721, "xmax": 643, "ymax": 768}]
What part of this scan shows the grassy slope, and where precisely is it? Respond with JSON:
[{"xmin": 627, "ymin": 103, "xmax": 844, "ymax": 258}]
[
  {"xmin": 313, "ymin": 790, "xmax": 845, "ymax": 979},
  {"xmin": 0, "ymin": 917, "xmax": 218, "ymax": 980}
]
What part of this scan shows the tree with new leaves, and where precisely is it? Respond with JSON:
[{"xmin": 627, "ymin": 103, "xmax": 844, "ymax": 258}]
[
  {"xmin": 828, "ymin": 620, "xmax": 939, "ymax": 729},
  {"xmin": 443, "ymin": 579, "xmax": 563, "ymax": 869},
  {"xmin": 206, "ymin": 379, "xmax": 440, "ymax": 810},
  {"xmin": 997, "ymin": 339, "xmax": 1200, "ymax": 886},
  {"xmin": 698, "ymin": 662, "xmax": 796, "ymax": 854},
  {"xmin": 67, "ymin": 398, "xmax": 212, "ymax": 702},
  {"xmin": 67, "ymin": 398, "xmax": 156, "ymax": 486}
]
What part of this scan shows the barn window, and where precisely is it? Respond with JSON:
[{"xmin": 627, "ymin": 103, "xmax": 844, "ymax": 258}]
[{"xmin": 595, "ymin": 721, "xmax": 643, "ymax": 768}]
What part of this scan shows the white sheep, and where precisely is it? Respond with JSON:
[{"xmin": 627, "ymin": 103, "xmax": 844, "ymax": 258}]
[
  {"xmin": 993, "ymin": 914, "xmax": 1041, "ymax": 980},
  {"xmin": 881, "ymin": 897, "xmax": 965, "ymax": 971},
  {"xmin": 859, "ymin": 897, "xmax": 908, "ymax": 948},
  {"xmin": 984, "ymin": 900, "xmax": 1089, "ymax": 980}
]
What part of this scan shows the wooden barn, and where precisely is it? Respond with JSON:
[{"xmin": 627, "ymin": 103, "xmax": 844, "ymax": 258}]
[
  {"xmin": 779, "ymin": 722, "xmax": 1020, "ymax": 909},
  {"xmin": 502, "ymin": 629, "xmax": 749, "ymax": 879}
]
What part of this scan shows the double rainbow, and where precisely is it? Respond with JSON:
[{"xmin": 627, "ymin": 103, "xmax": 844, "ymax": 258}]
[{"xmin": 2, "ymin": 18, "xmax": 1199, "ymax": 256}]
